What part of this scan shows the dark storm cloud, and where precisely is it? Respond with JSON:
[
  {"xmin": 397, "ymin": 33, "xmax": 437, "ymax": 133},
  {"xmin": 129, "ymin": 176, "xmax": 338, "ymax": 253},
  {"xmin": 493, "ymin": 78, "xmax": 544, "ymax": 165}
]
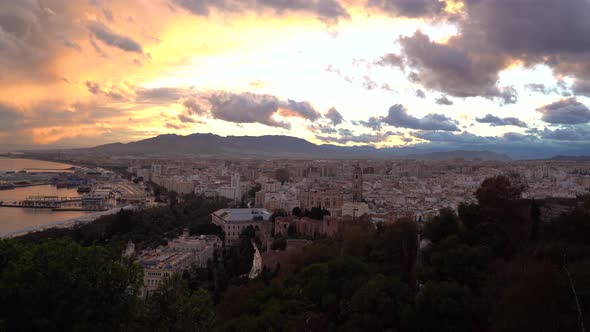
[
  {"xmin": 412, "ymin": 130, "xmax": 492, "ymax": 144},
  {"xmin": 85, "ymin": 81, "xmax": 101, "ymax": 95},
  {"xmin": 62, "ymin": 39, "xmax": 81, "ymax": 51},
  {"xmin": 316, "ymin": 129, "xmax": 393, "ymax": 144},
  {"xmin": 84, "ymin": 81, "xmax": 125, "ymax": 100},
  {"xmin": 458, "ymin": 0, "xmax": 590, "ymax": 83},
  {"xmin": 165, "ymin": 122, "xmax": 189, "ymax": 130},
  {"xmin": 476, "ymin": 114, "xmax": 527, "ymax": 127},
  {"xmin": 375, "ymin": 53, "xmax": 405, "ymax": 69},
  {"xmin": 103, "ymin": 8, "xmax": 114, "ymax": 22},
  {"xmin": 135, "ymin": 87, "xmax": 189, "ymax": 103},
  {"xmin": 526, "ymin": 83, "xmax": 555, "ymax": 95},
  {"xmin": 461, "ymin": 0, "xmax": 590, "ymax": 58},
  {"xmin": 279, "ymin": 99, "xmax": 321, "ymax": 121},
  {"xmin": 539, "ymin": 126, "xmax": 590, "ymax": 141},
  {"xmin": 206, "ymin": 92, "xmax": 289, "ymax": 129},
  {"xmin": 87, "ymin": 21, "xmax": 143, "ymax": 53},
  {"xmin": 407, "ymin": 128, "xmax": 590, "ymax": 159},
  {"xmin": 498, "ymin": 87, "xmax": 518, "ymax": 105},
  {"xmin": 308, "ymin": 123, "xmax": 337, "ymax": 134},
  {"xmin": 325, "ymin": 107, "xmax": 344, "ymax": 125},
  {"xmin": 367, "ymin": 0, "xmax": 446, "ymax": 17},
  {"xmin": 413, "ymin": 130, "xmax": 538, "ymax": 145},
  {"xmin": 360, "ymin": 104, "xmax": 459, "ymax": 131},
  {"xmin": 204, "ymin": 92, "xmax": 321, "ymax": 129},
  {"xmin": 572, "ymin": 80, "xmax": 590, "ymax": 97},
  {"xmin": 399, "ymin": 31, "xmax": 510, "ymax": 100},
  {"xmin": 355, "ymin": 116, "xmax": 383, "ymax": 130},
  {"xmin": 183, "ymin": 98, "xmax": 207, "ymax": 116},
  {"xmin": 173, "ymin": 0, "xmax": 349, "ymax": 23},
  {"xmin": 178, "ymin": 114, "xmax": 198, "ymax": 123},
  {"xmin": 390, "ymin": 0, "xmax": 590, "ymax": 101},
  {"xmin": 415, "ymin": 89, "xmax": 426, "ymax": 98},
  {"xmin": 435, "ymin": 95, "xmax": 453, "ymax": 106},
  {"xmin": 536, "ymin": 98, "xmax": 590, "ymax": 124}
]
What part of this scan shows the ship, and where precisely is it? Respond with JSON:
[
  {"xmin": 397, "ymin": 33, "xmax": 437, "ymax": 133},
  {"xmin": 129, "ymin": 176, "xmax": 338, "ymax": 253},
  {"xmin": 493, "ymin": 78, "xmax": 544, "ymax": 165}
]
[
  {"xmin": 0, "ymin": 184, "xmax": 15, "ymax": 190},
  {"xmin": 77, "ymin": 186, "xmax": 92, "ymax": 193}
]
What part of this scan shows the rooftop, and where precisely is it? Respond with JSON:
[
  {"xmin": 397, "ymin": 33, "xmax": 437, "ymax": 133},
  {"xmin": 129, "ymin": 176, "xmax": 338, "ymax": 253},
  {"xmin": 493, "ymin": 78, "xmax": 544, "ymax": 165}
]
[{"xmin": 213, "ymin": 208, "xmax": 272, "ymax": 222}]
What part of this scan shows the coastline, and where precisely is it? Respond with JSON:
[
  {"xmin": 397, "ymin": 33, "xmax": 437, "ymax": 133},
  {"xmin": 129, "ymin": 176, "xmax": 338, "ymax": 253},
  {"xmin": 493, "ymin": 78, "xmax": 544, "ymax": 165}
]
[{"xmin": 0, "ymin": 205, "xmax": 135, "ymax": 239}]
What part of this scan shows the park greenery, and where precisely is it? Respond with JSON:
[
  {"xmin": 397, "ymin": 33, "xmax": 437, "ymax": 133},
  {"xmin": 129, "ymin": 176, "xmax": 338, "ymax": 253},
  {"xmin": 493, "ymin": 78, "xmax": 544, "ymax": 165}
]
[{"xmin": 1, "ymin": 175, "xmax": 590, "ymax": 331}]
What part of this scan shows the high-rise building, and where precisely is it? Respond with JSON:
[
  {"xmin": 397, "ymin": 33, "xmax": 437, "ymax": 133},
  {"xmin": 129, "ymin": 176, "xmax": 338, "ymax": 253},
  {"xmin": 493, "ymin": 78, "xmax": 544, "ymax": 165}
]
[
  {"xmin": 231, "ymin": 172, "xmax": 241, "ymax": 203},
  {"xmin": 150, "ymin": 164, "xmax": 162, "ymax": 177},
  {"xmin": 352, "ymin": 165, "xmax": 363, "ymax": 202}
]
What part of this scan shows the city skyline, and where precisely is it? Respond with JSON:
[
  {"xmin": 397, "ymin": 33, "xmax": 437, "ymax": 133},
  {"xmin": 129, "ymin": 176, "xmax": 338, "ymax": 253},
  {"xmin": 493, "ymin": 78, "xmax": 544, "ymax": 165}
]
[{"xmin": 2, "ymin": 0, "xmax": 590, "ymax": 156}]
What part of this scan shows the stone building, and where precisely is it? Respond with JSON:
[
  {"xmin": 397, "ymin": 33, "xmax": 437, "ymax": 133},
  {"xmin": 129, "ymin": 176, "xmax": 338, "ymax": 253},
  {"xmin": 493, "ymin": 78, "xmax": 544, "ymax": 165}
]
[
  {"xmin": 134, "ymin": 230, "xmax": 222, "ymax": 297},
  {"xmin": 211, "ymin": 208, "xmax": 272, "ymax": 246},
  {"xmin": 302, "ymin": 189, "xmax": 343, "ymax": 214}
]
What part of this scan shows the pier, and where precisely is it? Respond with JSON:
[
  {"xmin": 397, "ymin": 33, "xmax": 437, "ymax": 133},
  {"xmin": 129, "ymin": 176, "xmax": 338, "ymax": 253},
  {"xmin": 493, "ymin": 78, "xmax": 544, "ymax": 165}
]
[{"xmin": 1, "ymin": 195, "xmax": 83, "ymax": 209}]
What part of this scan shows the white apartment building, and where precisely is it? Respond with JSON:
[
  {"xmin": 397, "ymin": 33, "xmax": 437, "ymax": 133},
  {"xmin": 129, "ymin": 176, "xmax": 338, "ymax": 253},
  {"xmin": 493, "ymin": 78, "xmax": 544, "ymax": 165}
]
[{"xmin": 133, "ymin": 231, "xmax": 222, "ymax": 297}]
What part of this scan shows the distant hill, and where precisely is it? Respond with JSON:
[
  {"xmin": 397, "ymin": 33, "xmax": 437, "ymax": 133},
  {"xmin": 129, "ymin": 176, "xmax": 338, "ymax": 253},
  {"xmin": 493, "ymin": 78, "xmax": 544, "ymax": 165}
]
[
  {"xmin": 550, "ymin": 155, "xmax": 590, "ymax": 161},
  {"xmin": 64, "ymin": 133, "xmax": 511, "ymax": 160},
  {"xmin": 400, "ymin": 150, "xmax": 511, "ymax": 161}
]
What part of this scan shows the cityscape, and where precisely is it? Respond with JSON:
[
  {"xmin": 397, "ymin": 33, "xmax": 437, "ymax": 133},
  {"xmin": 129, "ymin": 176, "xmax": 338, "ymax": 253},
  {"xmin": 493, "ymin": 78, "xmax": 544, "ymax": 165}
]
[{"xmin": 2, "ymin": 0, "xmax": 590, "ymax": 331}]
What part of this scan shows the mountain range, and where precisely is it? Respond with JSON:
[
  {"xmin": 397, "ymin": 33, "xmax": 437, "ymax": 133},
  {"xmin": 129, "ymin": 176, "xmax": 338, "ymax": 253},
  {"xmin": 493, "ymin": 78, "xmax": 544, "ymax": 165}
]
[{"xmin": 64, "ymin": 133, "xmax": 512, "ymax": 160}]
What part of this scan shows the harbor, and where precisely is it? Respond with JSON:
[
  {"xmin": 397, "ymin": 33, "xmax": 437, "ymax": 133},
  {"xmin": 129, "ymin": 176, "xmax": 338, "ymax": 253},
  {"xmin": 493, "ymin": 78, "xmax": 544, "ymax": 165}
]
[{"xmin": 0, "ymin": 157, "xmax": 149, "ymax": 236}]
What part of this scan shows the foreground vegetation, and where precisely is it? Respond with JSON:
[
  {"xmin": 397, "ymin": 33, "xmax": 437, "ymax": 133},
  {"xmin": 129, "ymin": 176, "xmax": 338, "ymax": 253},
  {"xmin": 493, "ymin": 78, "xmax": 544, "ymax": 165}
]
[{"xmin": 1, "ymin": 176, "xmax": 590, "ymax": 331}]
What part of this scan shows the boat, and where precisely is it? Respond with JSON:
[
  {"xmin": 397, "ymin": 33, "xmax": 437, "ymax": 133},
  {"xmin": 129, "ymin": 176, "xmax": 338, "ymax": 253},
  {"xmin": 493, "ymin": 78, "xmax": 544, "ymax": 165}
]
[
  {"xmin": 77, "ymin": 186, "xmax": 92, "ymax": 193},
  {"xmin": 0, "ymin": 184, "xmax": 15, "ymax": 190}
]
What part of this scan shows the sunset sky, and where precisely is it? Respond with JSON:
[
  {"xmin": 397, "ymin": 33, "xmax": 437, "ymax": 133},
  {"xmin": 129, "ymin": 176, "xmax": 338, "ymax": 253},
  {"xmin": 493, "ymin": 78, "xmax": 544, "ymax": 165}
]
[{"xmin": 2, "ymin": 0, "xmax": 590, "ymax": 157}]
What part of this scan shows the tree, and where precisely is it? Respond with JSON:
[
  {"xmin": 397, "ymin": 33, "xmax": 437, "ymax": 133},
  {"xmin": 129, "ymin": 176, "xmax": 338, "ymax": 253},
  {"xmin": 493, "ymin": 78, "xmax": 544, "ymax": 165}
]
[
  {"xmin": 529, "ymin": 199, "xmax": 541, "ymax": 242},
  {"xmin": 424, "ymin": 208, "xmax": 461, "ymax": 243},
  {"xmin": 373, "ymin": 219, "xmax": 419, "ymax": 278},
  {"xmin": 476, "ymin": 175, "xmax": 524, "ymax": 208},
  {"xmin": 344, "ymin": 274, "xmax": 413, "ymax": 331},
  {"xmin": 270, "ymin": 208, "xmax": 287, "ymax": 222},
  {"xmin": 550, "ymin": 207, "xmax": 590, "ymax": 244},
  {"xmin": 271, "ymin": 236, "xmax": 287, "ymax": 251},
  {"xmin": 458, "ymin": 202, "xmax": 482, "ymax": 229},
  {"xmin": 168, "ymin": 190, "xmax": 179, "ymax": 207},
  {"xmin": 308, "ymin": 207, "xmax": 325, "ymax": 220},
  {"xmin": 0, "ymin": 240, "xmax": 142, "ymax": 332},
  {"xmin": 292, "ymin": 207, "xmax": 303, "ymax": 217},
  {"xmin": 484, "ymin": 258, "xmax": 567, "ymax": 332},
  {"xmin": 421, "ymin": 242, "xmax": 492, "ymax": 291},
  {"xmin": 141, "ymin": 274, "xmax": 214, "ymax": 332},
  {"xmin": 407, "ymin": 281, "xmax": 476, "ymax": 332}
]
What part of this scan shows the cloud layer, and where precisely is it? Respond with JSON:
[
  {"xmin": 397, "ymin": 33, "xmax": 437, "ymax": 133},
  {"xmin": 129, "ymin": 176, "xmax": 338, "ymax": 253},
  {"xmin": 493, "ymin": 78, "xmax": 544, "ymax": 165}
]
[{"xmin": 360, "ymin": 104, "xmax": 459, "ymax": 131}]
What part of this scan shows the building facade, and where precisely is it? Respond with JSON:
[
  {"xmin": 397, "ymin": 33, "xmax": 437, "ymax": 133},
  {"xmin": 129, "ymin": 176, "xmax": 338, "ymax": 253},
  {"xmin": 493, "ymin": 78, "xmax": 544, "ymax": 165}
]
[
  {"xmin": 211, "ymin": 208, "xmax": 272, "ymax": 246},
  {"xmin": 134, "ymin": 230, "xmax": 222, "ymax": 297}
]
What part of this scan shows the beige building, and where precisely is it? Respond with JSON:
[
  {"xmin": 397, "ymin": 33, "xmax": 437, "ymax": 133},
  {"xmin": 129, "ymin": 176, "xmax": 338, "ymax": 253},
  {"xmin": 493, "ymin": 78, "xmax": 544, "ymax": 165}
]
[
  {"xmin": 134, "ymin": 231, "xmax": 222, "ymax": 297},
  {"xmin": 303, "ymin": 189, "xmax": 343, "ymax": 214},
  {"xmin": 211, "ymin": 208, "xmax": 272, "ymax": 246}
]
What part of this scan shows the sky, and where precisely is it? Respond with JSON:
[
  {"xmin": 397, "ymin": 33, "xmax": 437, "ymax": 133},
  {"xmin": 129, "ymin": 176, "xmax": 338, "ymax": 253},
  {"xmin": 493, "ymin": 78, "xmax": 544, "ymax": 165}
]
[{"xmin": 2, "ymin": 0, "xmax": 590, "ymax": 158}]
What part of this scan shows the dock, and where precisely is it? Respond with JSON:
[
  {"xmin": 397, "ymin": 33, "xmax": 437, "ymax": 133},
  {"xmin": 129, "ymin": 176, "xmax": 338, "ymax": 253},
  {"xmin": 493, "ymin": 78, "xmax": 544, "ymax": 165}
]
[{"xmin": 0, "ymin": 196, "xmax": 82, "ymax": 209}]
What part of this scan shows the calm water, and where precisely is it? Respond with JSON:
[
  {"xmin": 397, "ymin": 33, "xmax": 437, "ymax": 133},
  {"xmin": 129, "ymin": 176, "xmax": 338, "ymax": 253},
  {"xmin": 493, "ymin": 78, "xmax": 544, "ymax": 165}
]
[
  {"xmin": 0, "ymin": 157, "xmax": 74, "ymax": 173},
  {"xmin": 0, "ymin": 158, "xmax": 89, "ymax": 235}
]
